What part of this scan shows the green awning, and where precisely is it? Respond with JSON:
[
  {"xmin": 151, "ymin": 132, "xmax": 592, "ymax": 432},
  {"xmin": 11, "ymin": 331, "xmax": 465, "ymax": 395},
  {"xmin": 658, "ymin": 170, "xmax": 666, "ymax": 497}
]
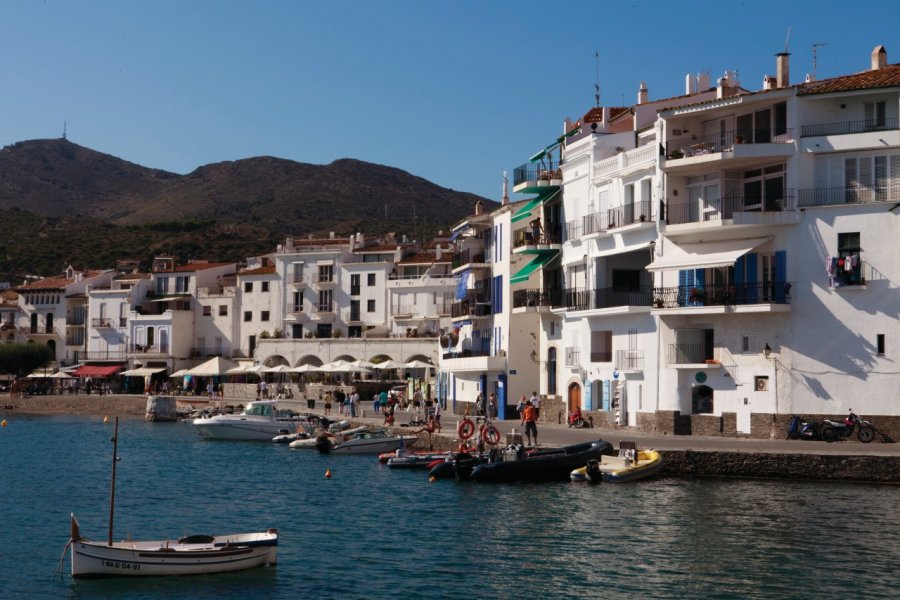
[
  {"xmin": 510, "ymin": 189, "xmax": 561, "ymax": 223},
  {"xmin": 557, "ymin": 124, "xmax": 582, "ymax": 142},
  {"xmin": 510, "ymin": 251, "xmax": 559, "ymax": 284}
]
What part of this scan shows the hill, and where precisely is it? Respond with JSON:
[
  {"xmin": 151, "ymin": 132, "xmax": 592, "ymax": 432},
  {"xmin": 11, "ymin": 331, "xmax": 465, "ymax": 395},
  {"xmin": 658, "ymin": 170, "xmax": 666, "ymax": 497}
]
[{"xmin": 0, "ymin": 139, "xmax": 493, "ymax": 278}]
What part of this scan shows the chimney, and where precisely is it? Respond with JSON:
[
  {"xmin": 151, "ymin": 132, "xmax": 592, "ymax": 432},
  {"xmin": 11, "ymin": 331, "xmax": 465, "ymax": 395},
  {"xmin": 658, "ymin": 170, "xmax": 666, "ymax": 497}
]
[
  {"xmin": 776, "ymin": 52, "xmax": 790, "ymax": 88},
  {"xmin": 685, "ymin": 73, "xmax": 695, "ymax": 95},
  {"xmin": 698, "ymin": 71, "xmax": 711, "ymax": 91},
  {"xmin": 435, "ymin": 245, "xmax": 442, "ymax": 260},
  {"xmin": 329, "ymin": 231, "xmax": 335, "ymax": 239},
  {"xmin": 763, "ymin": 74, "xmax": 776, "ymax": 90},
  {"xmin": 475, "ymin": 200, "xmax": 483, "ymax": 215},
  {"xmin": 871, "ymin": 45, "xmax": 887, "ymax": 70},
  {"xmin": 637, "ymin": 81, "xmax": 648, "ymax": 105}
]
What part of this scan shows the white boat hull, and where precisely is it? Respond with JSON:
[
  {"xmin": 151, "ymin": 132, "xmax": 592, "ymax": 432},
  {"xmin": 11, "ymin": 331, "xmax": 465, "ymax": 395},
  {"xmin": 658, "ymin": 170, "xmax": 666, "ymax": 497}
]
[
  {"xmin": 193, "ymin": 420, "xmax": 295, "ymax": 441},
  {"xmin": 71, "ymin": 532, "xmax": 277, "ymax": 577},
  {"xmin": 331, "ymin": 436, "xmax": 418, "ymax": 454}
]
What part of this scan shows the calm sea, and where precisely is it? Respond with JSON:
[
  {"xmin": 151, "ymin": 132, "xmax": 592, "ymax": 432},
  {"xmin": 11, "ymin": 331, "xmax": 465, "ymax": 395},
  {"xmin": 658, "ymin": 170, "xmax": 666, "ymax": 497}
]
[{"xmin": 0, "ymin": 415, "xmax": 897, "ymax": 599}]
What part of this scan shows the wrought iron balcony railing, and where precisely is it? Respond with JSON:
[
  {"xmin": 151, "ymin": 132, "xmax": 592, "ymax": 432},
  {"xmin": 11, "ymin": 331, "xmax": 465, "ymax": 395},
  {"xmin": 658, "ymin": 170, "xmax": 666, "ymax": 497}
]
[
  {"xmin": 557, "ymin": 286, "xmax": 653, "ymax": 311},
  {"xmin": 797, "ymin": 183, "xmax": 900, "ymax": 208},
  {"xmin": 800, "ymin": 117, "xmax": 899, "ymax": 137},
  {"xmin": 665, "ymin": 191, "xmax": 795, "ymax": 225},
  {"xmin": 665, "ymin": 127, "xmax": 793, "ymax": 158},
  {"xmin": 651, "ymin": 282, "xmax": 792, "ymax": 309}
]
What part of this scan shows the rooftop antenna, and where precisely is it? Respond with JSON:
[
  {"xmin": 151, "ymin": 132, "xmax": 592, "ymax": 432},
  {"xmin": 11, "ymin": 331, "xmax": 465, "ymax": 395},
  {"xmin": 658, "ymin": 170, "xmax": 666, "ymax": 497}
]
[
  {"xmin": 812, "ymin": 42, "xmax": 828, "ymax": 80},
  {"xmin": 783, "ymin": 26, "xmax": 791, "ymax": 54},
  {"xmin": 594, "ymin": 51, "xmax": 600, "ymax": 107},
  {"xmin": 62, "ymin": 121, "xmax": 67, "ymax": 140}
]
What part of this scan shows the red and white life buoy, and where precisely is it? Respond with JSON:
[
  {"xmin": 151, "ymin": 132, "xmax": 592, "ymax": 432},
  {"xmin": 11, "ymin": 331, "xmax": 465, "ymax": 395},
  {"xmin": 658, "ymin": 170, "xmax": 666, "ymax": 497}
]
[
  {"xmin": 457, "ymin": 418, "xmax": 475, "ymax": 440},
  {"xmin": 482, "ymin": 425, "xmax": 501, "ymax": 446}
]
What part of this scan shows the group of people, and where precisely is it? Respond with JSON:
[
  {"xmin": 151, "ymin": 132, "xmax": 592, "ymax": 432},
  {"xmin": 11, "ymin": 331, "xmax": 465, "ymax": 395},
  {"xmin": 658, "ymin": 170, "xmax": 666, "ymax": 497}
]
[{"xmin": 321, "ymin": 388, "xmax": 361, "ymax": 417}]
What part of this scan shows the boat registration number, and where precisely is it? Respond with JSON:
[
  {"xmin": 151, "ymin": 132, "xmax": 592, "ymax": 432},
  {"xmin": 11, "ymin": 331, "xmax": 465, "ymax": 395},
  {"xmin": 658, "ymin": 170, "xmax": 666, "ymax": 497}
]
[{"xmin": 102, "ymin": 560, "xmax": 141, "ymax": 571}]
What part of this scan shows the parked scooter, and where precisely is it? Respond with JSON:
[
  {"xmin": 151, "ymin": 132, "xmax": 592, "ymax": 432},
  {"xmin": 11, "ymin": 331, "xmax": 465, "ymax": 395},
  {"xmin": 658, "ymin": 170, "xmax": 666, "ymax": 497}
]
[
  {"xmin": 787, "ymin": 415, "xmax": 819, "ymax": 440},
  {"xmin": 820, "ymin": 410, "xmax": 875, "ymax": 443},
  {"xmin": 568, "ymin": 407, "xmax": 591, "ymax": 429}
]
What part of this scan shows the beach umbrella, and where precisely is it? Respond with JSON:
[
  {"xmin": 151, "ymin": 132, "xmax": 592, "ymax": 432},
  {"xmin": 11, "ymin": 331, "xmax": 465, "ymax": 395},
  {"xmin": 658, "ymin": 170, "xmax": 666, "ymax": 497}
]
[
  {"xmin": 49, "ymin": 371, "xmax": 74, "ymax": 379},
  {"xmin": 170, "ymin": 368, "xmax": 190, "ymax": 378},
  {"xmin": 185, "ymin": 356, "xmax": 239, "ymax": 376},
  {"xmin": 291, "ymin": 364, "xmax": 322, "ymax": 373},
  {"xmin": 403, "ymin": 360, "xmax": 434, "ymax": 369},
  {"xmin": 373, "ymin": 359, "xmax": 404, "ymax": 370},
  {"xmin": 262, "ymin": 364, "xmax": 293, "ymax": 374},
  {"xmin": 351, "ymin": 359, "xmax": 377, "ymax": 369}
]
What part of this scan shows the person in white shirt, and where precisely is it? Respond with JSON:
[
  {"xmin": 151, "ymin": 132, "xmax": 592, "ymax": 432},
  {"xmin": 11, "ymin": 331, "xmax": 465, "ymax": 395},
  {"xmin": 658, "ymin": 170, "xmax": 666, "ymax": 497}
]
[{"xmin": 530, "ymin": 391, "xmax": 541, "ymax": 420}]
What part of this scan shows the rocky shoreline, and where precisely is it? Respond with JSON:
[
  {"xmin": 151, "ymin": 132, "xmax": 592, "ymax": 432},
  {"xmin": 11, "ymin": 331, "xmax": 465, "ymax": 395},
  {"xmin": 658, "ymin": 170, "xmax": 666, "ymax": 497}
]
[{"xmin": 2, "ymin": 394, "xmax": 155, "ymax": 416}]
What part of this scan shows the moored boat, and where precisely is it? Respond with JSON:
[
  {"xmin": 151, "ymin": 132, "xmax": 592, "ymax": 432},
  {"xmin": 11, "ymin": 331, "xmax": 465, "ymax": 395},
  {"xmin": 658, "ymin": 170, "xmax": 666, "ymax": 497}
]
[
  {"xmin": 385, "ymin": 450, "xmax": 451, "ymax": 469},
  {"xmin": 193, "ymin": 400, "xmax": 312, "ymax": 441},
  {"xmin": 570, "ymin": 446, "xmax": 663, "ymax": 483},
  {"xmin": 468, "ymin": 439, "xmax": 615, "ymax": 483},
  {"xmin": 318, "ymin": 429, "xmax": 418, "ymax": 454}
]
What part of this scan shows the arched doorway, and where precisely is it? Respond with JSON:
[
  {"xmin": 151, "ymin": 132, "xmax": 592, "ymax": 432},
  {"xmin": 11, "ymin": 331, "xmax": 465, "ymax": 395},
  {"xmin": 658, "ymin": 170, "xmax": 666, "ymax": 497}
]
[
  {"xmin": 45, "ymin": 313, "xmax": 54, "ymax": 334},
  {"xmin": 547, "ymin": 348, "xmax": 557, "ymax": 395},
  {"xmin": 567, "ymin": 382, "xmax": 581, "ymax": 411},
  {"xmin": 692, "ymin": 385, "xmax": 714, "ymax": 414}
]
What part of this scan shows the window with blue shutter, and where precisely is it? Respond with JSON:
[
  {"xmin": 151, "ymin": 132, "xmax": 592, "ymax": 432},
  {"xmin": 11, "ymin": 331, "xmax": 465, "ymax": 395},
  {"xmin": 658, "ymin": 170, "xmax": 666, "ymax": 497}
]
[{"xmin": 774, "ymin": 251, "xmax": 787, "ymax": 303}]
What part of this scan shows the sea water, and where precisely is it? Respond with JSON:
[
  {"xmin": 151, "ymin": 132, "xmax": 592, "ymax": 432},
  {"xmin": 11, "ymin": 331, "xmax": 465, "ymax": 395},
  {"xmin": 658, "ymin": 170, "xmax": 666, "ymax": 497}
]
[{"xmin": 0, "ymin": 415, "xmax": 897, "ymax": 599}]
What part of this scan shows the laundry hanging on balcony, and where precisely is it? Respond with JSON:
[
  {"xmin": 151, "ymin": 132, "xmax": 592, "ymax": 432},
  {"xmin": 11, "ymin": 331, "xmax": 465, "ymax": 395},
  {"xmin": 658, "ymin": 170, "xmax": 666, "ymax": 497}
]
[{"xmin": 825, "ymin": 255, "xmax": 861, "ymax": 287}]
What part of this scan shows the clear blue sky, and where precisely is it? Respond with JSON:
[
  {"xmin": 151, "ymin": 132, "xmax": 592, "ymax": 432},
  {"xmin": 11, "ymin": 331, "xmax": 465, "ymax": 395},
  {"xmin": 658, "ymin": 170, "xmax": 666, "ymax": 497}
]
[{"xmin": 1, "ymin": 0, "xmax": 896, "ymax": 201}]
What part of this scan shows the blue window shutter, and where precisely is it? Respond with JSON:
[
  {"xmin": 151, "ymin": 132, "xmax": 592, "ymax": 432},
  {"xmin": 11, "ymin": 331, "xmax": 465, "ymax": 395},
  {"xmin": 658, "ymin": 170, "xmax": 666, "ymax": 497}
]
[
  {"xmin": 602, "ymin": 380, "xmax": 611, "ymax": 411},
  {"xmin": 584, "ymin": 380, "xmax": 592, "ymax": 411},
  {"xmin": 774, "ymin": 251, "xmax": 787, "ymax": 302},
  {"xmin": 694, "ymin": 269, "xmax": 705, "ymax": 286},
  {"xmin": 497, "ymin": 275, "xmax": 503, "ymax": 313},
  {"xmin": 678, "ymin": 269, "xmax": 690, "ymax": 306},
  {"xmin": 746, "ymin": 253, "xmax": 758, "ymax": 302}
]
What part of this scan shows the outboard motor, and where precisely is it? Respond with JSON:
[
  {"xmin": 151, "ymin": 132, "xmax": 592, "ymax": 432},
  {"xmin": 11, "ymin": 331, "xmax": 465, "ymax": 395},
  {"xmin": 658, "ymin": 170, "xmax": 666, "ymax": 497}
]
[
  {"xmin": 315, "ymin": 434, "xmax": 333, "ymax": 454},
  {"xmin": 585, "ymin": 459, "xmax": 602, "ymax": 484}
]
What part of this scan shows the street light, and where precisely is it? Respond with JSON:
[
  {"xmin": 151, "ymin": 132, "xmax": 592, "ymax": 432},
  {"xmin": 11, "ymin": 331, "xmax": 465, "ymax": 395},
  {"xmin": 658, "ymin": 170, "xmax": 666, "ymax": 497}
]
[{"xmin": 764, "ymin": 343, "xmax": 772, "ymax": 359}]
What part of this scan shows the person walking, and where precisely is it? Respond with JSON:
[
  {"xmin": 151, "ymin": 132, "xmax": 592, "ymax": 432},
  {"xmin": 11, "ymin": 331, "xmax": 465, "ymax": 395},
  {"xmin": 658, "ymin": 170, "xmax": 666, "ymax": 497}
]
[
  {"xmin": 530, "ymin": 391, "xmax": 541, "ymax": 420},
  {"xmin": 516, "ymin": 395, "xmax": 526, "ymax": 418},
  {"xmin": 433, "ymin": 399, "xmax": 442, "ymax": 433},
  {"xmin": 521, "ymin": 399, "xmax": 538, "ymax": 447}
]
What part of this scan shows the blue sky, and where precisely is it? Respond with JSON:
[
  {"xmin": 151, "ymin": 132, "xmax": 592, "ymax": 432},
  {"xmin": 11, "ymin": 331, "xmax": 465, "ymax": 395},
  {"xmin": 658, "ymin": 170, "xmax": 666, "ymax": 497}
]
[{"xmin": 1, "ymin": 0, "xmax": 897, "ymax": 201}]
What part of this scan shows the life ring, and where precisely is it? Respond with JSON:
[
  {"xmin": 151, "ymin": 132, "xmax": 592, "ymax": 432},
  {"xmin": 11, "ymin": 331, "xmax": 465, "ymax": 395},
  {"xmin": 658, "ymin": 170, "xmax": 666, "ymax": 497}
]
[
  {"xmin": 457, "ymin": 418, "xmax": 475, "ymax": 440},
  {"xmin": 482, "ymin": 425, "xmax": 501, "ymax": 446}
]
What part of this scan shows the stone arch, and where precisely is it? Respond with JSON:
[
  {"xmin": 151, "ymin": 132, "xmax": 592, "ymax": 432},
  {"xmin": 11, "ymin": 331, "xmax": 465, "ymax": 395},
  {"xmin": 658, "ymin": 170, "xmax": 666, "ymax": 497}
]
[
  {"xmin": 370, "ymin": 354, "xmax": 394, "ymax": 364},
  {"xmin": 296, "ymin": 355, "xmax": 324, "ymax": 367},
  {"xmin": 333, "ymin": 354, "xmax": 357, "ymax": 363},
  {"xmin": 405, "ymin": 353, "xmax": 432, "ymax": 364},
  {"xmin": 263, "ymin": 355, "xmax": 290, "ymax": 367}
]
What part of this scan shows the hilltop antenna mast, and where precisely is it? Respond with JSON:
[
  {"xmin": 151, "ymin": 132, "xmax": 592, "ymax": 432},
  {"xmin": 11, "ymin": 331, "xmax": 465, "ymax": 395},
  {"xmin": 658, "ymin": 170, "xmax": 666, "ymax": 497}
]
[
  {"xmin": 594, "ymin": 51, "xmax": 600, "ymax": 107},
  {"xmin": 62, "ymin": 121, "xmax": 67, "ymax": 140},
  {"xmin": 812, "ymin": 42, "xmax": 828, "ymax": 80}
]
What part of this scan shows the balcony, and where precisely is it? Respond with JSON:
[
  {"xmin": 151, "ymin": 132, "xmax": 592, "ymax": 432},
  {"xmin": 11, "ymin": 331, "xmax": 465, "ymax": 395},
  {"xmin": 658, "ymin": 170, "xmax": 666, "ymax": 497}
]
[
  {"xmin": 569, "ymin": 201, "xmax": 655, "ymax": 240},
  {"xmin": 512, "ymin": 288, "xmax": 557, "ymax": 312},
  {"xmin": 452, "ymin": 248, "xmax": 489, "ymax": 271},
  {"xmin": 312, "ymin": 303, "xmax": 336, "ymax": 320},
  {"xmin": 665, "ymin": 127, "xmax": 793, "ymax": 159},
  {"xmin": 800, "ymin": 117, "xmax": 899, "ymax": 137},
  {"xmin": 284, "ymin": 303, "xmax": 308, "ymax": 320},
  {"xmin": 129, "ymin": 343, "xmax": 170, "ymax": 355},
  {"xmin": 513, "ymin": 161, "xmax": 561, "ymax": 192},
  {"xmin": 798, "ymin": 183, "xmax": 900, "ymax": 209},
  {"xmin": 556, "ymin": 286, "xmax": 653, "ymax": 312},
  {"xmin": 440, "ymin": 352, "xmax": 507, "ymax": 373},
  {"xmin": 664, "ymin": 191, "xmax": 796, "ymax": 226},
  {"xmin": 91, "ymin": 317, "xmax": 116, "ymax": 329},
  {"xmin": 651, "ymin": 282, "xmax": 792, "ymax": 309},
  {"xmin": 83, "ymin": 350, "xmax": 128, "ymax": 361},
  {"xmin": 287, "ymin": 273, "xmax": 306, "ymax": 288},
  {"xmin": 314, "ymin": 275, "xmax": 336, "ymax": 289},
  {"xmin": 594, "ymin": 144, "xmax": 657, "ymax": 180},
  {"xmin": 450, "ymin": 298, "xmax": 492, "ymax": 319},
  {"xmin": 614, "ymin": 349, "xmax": 644, "ymax": 372},
  {"xmin": 21, "ymin": 324, "xmax": 56, "ymax": 336},
  {"xmin": 667, "ymin": 342, "xmax": 714, "ymax": 366},
  {"xmin": 197, "ymin": 285, "xmax": 236, "ymax": 298},
  {"xmin": 512, "ymin": 224, "xmax": 562, "ymax": 251}
]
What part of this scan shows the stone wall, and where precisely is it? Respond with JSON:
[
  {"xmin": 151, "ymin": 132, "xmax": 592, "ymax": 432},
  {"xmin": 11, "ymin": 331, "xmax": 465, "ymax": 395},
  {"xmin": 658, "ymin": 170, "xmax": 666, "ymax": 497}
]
[{"xmin": 662, "ymin": 450, "xmax": 900, "ymax": 483}]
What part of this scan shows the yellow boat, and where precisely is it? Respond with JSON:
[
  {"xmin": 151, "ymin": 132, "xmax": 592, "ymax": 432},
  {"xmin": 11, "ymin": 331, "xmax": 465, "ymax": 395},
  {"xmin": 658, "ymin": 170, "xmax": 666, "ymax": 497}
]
[{"xmin": 570, "ymin": 445, "xmax": 663, "ymax": 483}]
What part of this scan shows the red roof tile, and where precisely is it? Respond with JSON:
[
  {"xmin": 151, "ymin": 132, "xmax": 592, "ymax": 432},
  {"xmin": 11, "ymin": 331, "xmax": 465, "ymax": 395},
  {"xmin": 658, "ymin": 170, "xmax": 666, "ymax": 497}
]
[
  {"xmin": 239, "ymin": 266, "xmax": 277, "ymax": 275},
  {"xmin": 798, "ymin": 63, "xmax": 900, "ymax": 95}
]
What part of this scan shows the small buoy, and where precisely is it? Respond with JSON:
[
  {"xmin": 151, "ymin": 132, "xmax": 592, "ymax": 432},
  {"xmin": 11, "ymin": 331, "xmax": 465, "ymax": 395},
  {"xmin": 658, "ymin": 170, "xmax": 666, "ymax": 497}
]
[
  {"xmin": 103, "ymin": 416, "xmax": 110, "ymax": 424},
  {"xmin": 325, "ymin": 468, "xmax": 332, "ymax": 479},
  {"xmin": 1, "ymin": 419, "xmax": 7, "ymax": 428},
  {"xmin": 429, "ymin": 476, "xmax": 436, "ymax": 483}
]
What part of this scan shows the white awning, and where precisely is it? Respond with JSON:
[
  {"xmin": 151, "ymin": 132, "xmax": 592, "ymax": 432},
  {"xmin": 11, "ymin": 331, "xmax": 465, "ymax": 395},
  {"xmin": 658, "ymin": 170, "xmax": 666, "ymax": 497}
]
[
  {"xmin": 646, "ymin": 237, "xmax": 772, "ymax": 272},
  {"xmin": 120, "ymin": 367, "xmax": 166, "ymax": 376}
]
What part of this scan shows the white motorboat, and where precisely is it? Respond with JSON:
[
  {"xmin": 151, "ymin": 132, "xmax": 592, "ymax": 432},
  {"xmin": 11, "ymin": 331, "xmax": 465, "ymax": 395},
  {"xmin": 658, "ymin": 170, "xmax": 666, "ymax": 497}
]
[
  {"xmin": 322, "ymin": 429, "xmax": 418, "ymax": 454},
  {"xmin": 68, "ymin": 417, "xmax": 277, "ymax": 577},
  {"xmin": 193, "ymin": 400, "xmax": 312, "ymax": 441},
  {"xmin": 289, "ymin": 426, "xmax": 368, "ymax": 449}
]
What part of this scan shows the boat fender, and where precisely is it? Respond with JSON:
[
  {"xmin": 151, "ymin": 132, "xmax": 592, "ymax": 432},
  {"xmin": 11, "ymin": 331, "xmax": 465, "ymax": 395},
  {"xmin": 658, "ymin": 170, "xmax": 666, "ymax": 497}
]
[
  {"xmin": 457, "ymin": 418, "xmax": 475, "ymax": 440},
  {"xmin": 482, "ymin": 425, "xmax": 501, "ymax": 446},
  {"xmin": 325, "ymin": 468, "xmax": 332, "ymax": 479}
]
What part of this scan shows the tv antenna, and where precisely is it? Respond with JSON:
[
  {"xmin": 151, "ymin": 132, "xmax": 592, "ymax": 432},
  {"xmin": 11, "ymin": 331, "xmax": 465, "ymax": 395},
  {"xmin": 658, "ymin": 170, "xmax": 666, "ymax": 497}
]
[
  {"xmin": 812, "ymin": 42, "xmax": 828, "ymax": 80},
  {"xmin": 783, "ymin": 26, "xmax": 791, "ymax": 54},
  {"xmin": 594, "ymin": 51, "xmax": 600, "ymax": 107}
]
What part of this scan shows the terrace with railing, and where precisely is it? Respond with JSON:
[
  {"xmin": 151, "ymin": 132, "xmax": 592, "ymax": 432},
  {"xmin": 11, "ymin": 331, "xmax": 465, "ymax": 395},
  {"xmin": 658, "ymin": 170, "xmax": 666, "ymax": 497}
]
[
  {"xmin": 513, "ymin": 161, "xmax": 560, "ymax": 187},
  {"xmin": 665, "ymin": 128, "xmax": 793, "ymax": 159},
  {"xmin": 569, "ymin": 200, "xmax": 655, "ymax": 239},
  {"xmin": 554, "ymin": 286, "xmax": 653, "ymax": 311},
  {"xmin": 512, "ymin": 288, "xmax": 557, "ymax": 309},
  {"xmin": 651, "ymin": 282, "xmax": 792, "ymax": 309},
  {"xmin": 512, "ymin": 224, "xmax": 562, "ymax": 248},
  {"xmin": 450, "ymin": 290, "xmax": 492, "ymax": 319},
  {"xmin": 800, "ymin": 117, "xmax": 899, "ymax": 137},
  {"xmin": 452, "ymin": 248, "xmax": 487, "ymax": 269},
  {"xmin": 665, "ymin": 191, "xmax": 796, "ymax": 225},
  {"xmin": 797, "ymin": 183, "xmax": 900, "ymax": 208}
]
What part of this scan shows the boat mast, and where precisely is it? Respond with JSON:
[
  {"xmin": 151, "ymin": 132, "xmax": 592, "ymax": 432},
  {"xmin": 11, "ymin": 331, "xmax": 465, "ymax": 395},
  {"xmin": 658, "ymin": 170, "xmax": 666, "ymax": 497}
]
[{"xmin": 108, "ymin": 417, "xmax": 118, "ymax": 546}]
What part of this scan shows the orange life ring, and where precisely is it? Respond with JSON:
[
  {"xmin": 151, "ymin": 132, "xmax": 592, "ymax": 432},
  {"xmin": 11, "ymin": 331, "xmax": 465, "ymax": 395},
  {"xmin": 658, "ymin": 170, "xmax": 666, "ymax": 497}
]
[
  {"xmin": 482, "ymin": 425, "xmax": 501, "ymax": 446},
  {"xmin": 457, "ymin": 418, "xmax": 475, "ymax": 440}
]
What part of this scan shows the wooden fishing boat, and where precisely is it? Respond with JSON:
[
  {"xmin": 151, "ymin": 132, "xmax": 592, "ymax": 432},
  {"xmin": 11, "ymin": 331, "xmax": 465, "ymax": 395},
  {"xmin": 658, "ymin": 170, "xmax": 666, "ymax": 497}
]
[{"xmin": 68, "ymin": 417, "xmax": 278, "ymax": 577}]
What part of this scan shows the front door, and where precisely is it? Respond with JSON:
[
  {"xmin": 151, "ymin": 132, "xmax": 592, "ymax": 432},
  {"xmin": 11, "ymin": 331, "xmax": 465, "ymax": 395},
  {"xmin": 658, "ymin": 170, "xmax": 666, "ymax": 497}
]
[
  {"xmin": 567, "ymin": 382, "xmax": 581, "ymax": 411},
  {"xmin": 736, "ymin": 396, "xmax": 751, "ymax": 434}
]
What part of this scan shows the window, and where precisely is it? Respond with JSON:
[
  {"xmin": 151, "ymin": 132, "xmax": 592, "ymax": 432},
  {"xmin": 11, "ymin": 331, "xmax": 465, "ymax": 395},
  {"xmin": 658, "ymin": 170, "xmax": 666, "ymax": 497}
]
[
  {"xmin": 834, "ymin": 232, "xmax": 863, "ymax": 286},
  {"xmin": 348, "ymin": 326, "xmax": 362, "ymax": 338},
  {"xmin": 156, "ymin": 277, "xmax": 169, "ymax": 295},
  {"xmin": 244, "ymin": 311, "xmax": 252, "ymax": 322},
  {"xmin": 219, "ymin": 305, "xmax": 228, "ymax": 316},
  {"xmin": 350, "ymin": 300, "xmax": 360, "ymax": 321},
  {"xmin": 367, "ymin": 273, "xmax": 376, "ymax": 286},
  {"xmin": 350, "ymin": 274, "xmax": 360, "ymax": 296},
  {"xmin": 674, "ymin": 328, "xmax": 715, "ymax": 363},
  {"xmin": 262, "ymin": 281, "xmax": 269, "ymax": 292},
  {"xmin": 547, "ymin": 347, "xmax": 557, "ymax": 395},
  {"xmin": 864, "ymin": 101, "xmax": 886, "ymax": 129},
  {"xmin": 877, "ymin": 334, "xmax": 885, "ymax": 356},
  {"xmin": 202, "ymin": 306, "xmax": 212, "ymax": 316},
  {"xmin": 244, "ymin": 282, "xmax": 253, "ymax": 293},
  {"xmin": 261, "ymin": 311, "xmax": 270, "ymax": 322},
  {"xmin": 367, "ymin": 300, "xmax": 376, "ymax": 313},
  {"xmin": 742, "ymin": 164, "xmax": 785, "ymax": 211},
  {"xmin": 175, "ymin": 276, "xmax": 189, "ymax": 293},
  {"xmin": 318, "ymin": 290, "xmax": 332, "ymax": 312},
  {"xmin": 318, "ymin": 265, "xmax": 333, "ymax": 283},
  {"xmin": 590, "ymin": 331, "xmax": 612, "ymax": 362}
]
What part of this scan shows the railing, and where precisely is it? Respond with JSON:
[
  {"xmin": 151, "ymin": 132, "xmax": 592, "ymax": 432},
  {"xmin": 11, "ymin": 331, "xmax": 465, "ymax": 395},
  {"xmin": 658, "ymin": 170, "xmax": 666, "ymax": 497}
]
[
  {"xmin": 667, "ymin": 343, "xmax": 714, "ymax": 365},
  {"xmin": 84, "ymin": 350, "xmax": 128, "ymax": 360},
  {"xmin": 665, "ymin": 191, "xmax": 796, "ymax": 225},
  {"xmin": 442, "ymin": 349, "xmax": 493, "ymax": 360},
  {"xmin": 512, "ymin": 225, "xmax": 562, "ymax": 248},
  {"xmin": 316, "ymin": 303, "xmax": 335, "ymax": 314},
  {"xmin": 651, "ymin": 282, "xmax": 792, "ymax": 309},
  {"xmin": 512, "ymin": 288, "xmax": 557, "ymax": 309},
  {"xmin": 556, "ymin": 286, "xmax": 653, "ymax": 311},
  {"xmin": 286, "ymin": 273, "xmax": 306, "ymax": 285},
  {"xmin": 614, "ymin": 349, "xmax": 644, "ymax": 371},
  {"xmin": 797, "ymin": 184, "xmax": 900, "ymax": 208},
  {"xmin": 22, "ymin": 324, "xmax": 55, "ymax": 334},
  {"xmin": 91, "ymin": 318, "xmax": 116, "ymax": 328},
  {"xmin": 66, "ymin": 334, "xmax": 84, "ymax": 346},
  {"xmin": 513, "ymin": 161, "xmax": 560, "ymax": 187},
  {"xmin": 800, "ymin": 117, "xmax": 899, "ymax": 137},
  {"xmin": 391, "ymin": 306, "xmax": 414, "ymax": 318},
  {"xmin": 316, "ymin": 275, "xmax": 334, "ymax": 284},
  {"xmin": 284, "ymin": 302, "xmax": 305, "ymax": 315},
  {"xmin": 450, "ymin": 298, "xmax": 492, "ymax": 318},
  {"xmin": 665, "ymin": 128, "xmax": 793, "ymax": 158},
  {"xmin": 129, "ymin": 343, "xmax": 170, "ymax": 354},
  {"xmin": 569, "ymin": 201, "xmax": 655, "ymax": 240},
  {"xmin": 198, "ymin": 285, "xmax": 236, "ymax": 297},
  {"xmin": 452, "ymin": 248, "xmax": 486, "ymax": 269},
  {"xmin": 594, "ymin": 143, "xmax": 657, "ymax": 178}
]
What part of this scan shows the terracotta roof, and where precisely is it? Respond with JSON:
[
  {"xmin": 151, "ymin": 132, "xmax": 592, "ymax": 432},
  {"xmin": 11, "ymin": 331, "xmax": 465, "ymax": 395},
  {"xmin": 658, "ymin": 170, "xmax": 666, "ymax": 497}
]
[
  {"xmin": 397, "ymin": 251, "xmax": 453, "ymax": 265},
  {"xmin": 239, "ymin": 266, "xmax": 277, "ymax": 275},
  {"xmin": 798, "ymin": 63, "xmax": 900, "ymax": 95},
  {"xmin": 355, "ymin": 244, "xmax": 404, "ymax": 253},
  {"xmin": 581, "ymin": 106, "xmax": 630, "ymax": 122},
  {"xmin": 171, "ymin": 262, "xmax": 233, "ymax": 272},
  {"xmin": 14, "ymin": 277, "xmax": 73, "ymax": 291}
]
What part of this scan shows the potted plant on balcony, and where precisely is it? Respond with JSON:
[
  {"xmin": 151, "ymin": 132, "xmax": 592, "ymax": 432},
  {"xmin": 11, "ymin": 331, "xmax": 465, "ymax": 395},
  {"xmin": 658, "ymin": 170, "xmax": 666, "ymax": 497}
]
[
  {"xmin": 668, "ymin": 149, "xmax": 684, "ymax": 159},
  {"xmin": 655, "ymin": 298, "xmax": 665, "ymax": 308}
]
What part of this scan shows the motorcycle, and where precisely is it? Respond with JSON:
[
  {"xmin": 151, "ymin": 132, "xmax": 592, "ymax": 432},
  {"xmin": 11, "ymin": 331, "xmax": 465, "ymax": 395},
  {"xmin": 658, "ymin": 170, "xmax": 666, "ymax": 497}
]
[
  {"xmin": 786, "ymin": 415, "xmax": 819, "ymax": 440},
  {"xmin": 567, "ymin": 407, "xmax": 591, "ymax": 429},
  {"xmin": 819, "ymin": 410, "xmax": 875, "ymax": 443}
]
